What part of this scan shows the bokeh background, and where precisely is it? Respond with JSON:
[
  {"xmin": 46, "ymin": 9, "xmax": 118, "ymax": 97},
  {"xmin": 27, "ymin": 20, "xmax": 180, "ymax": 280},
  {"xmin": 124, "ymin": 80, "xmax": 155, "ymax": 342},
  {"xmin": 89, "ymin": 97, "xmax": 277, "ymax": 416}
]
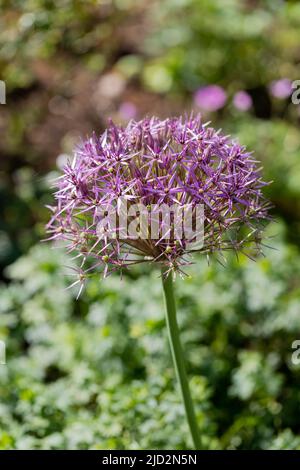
[{"xmin": 1, "ymin": 0, "xmax": 300, "ymax": 450}]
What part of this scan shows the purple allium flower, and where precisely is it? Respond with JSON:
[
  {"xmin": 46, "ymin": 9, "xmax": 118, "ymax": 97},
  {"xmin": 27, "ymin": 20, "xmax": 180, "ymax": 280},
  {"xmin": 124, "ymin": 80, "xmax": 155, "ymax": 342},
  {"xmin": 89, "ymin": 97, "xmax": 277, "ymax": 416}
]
[
  {"xmin": 119, "ymin": 102, "xmax": 137, "ymax": 120},
  {"xmin": 233, "ymin": 91, "xmax": 252, "ymax": 111},
  {"xmin": 194, "ymin": 85, "xmax": 227, "ymax": 112},
  {"xmin": 269, "ymin": 78, "xmax": 292, "ymax": 99},
  {"xmin": 46, "ymin": 115, "xmax": 270, "ymax": 287}
]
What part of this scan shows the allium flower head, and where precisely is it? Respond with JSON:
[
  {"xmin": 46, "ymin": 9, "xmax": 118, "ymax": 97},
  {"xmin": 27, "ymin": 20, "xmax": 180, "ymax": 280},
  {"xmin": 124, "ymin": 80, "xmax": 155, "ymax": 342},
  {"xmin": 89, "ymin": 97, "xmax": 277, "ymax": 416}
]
[
  {"xmin": 269, "ymin": 78, "xmax": 292, "ymax": 99},
  {"xmin": 46, "ymin": 115, "xmax": 270, "ymax": 287},
  {"xmin": 119, "ymin": 102, "xmax": 137, "ymax": 120},
  {"xmin": 233, "ymin": 91, "xmax": 252, "ymax": 111},
  {"xmin": 194, "ymin": 85, "xmax": 227, "ymax": 112}
]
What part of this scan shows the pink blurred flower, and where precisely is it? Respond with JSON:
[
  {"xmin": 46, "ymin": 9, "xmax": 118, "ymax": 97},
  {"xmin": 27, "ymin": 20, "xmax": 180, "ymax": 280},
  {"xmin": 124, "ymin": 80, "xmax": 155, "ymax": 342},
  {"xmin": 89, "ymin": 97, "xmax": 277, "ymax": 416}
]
[
  {"xmin": 194, "ymin": 85, "xmax": 227, "ymax": 112},
  {"xmin": 269, "ymin": 78, "xmax": 292, "ymax": 99},
  {"xmin": 233, "ymin": 91, "xmax": 252, "ymax": 111},
  {"xmin": 119, "ymin": 102, "xmax": 137, "ymax": 120}
]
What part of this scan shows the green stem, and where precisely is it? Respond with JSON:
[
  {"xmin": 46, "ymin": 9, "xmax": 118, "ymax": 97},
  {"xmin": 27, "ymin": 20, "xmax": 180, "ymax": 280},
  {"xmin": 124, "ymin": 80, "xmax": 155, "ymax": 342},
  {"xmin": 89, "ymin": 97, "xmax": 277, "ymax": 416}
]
[{"xmin": 161, "ymin": 267, "xmax": 201, "ymax": 450}]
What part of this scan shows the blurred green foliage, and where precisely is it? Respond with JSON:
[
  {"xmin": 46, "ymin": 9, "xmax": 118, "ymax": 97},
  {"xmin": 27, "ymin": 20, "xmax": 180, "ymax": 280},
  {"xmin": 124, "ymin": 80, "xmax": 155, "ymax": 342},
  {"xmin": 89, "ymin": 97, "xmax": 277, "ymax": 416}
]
[
  {"xmin": 1, "ymin": 0, "xmax": 300, "ymax": 450},
  {"xmin": 143, "ymin": 0, "xmax": 299, "ymax": 92},
  {"xmin": 1, "ymin": 224, "xmax": 300, "ymax": 449}
]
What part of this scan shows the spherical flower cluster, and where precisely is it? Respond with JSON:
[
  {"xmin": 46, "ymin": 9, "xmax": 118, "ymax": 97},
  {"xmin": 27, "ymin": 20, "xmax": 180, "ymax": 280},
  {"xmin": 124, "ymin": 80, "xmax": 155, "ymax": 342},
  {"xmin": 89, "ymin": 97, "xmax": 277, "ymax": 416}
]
[
  {"xmin": 233, "ymin": 91, "xmax": 253, "ymax": 111},
  {"xmin": 269, "ymin": 78, "xmax": 292, "ymax": 99},
  {"xmin": 46, "ymin": 115, "xmax": 270, "ymax": 287},
  {"xmin": 194, "ymin": 85, "xmax": 227, "ymax": 112}
]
